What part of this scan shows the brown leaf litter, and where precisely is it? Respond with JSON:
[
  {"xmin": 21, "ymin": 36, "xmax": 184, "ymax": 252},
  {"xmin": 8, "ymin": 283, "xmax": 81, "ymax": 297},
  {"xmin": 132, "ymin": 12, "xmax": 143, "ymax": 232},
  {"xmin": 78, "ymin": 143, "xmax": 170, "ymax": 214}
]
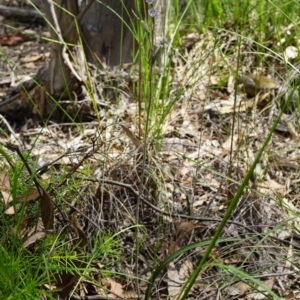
[{"xmin": 1, "ymin": 11, "xmax": 300, "ymax": 300}]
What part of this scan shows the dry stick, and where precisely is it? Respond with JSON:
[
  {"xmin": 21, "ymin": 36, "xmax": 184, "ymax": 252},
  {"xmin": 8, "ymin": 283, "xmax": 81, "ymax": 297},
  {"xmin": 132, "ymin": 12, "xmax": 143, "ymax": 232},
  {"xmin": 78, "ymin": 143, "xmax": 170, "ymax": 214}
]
[
  {"xmin": 0, "ymin": 4, "xmax": 44, "ymax": 22},
  {"xmin": 71, "ymin": 295, "xmax": 134, "ymax": 300},
  {"xmin": 59, "ymin": 198, "xmax": 106, "ymax": 232},
  {"xmin": 199, "ymin": 270, "xmax": 299, "ymax": 300},
  {"xmin": 87, "ymin": 177, "xmax": 300, "ymax": 250},
  {"xmin": 0, "ymin": 115, "xmax": 23, "ymax": 146},
  {"xmin": 94, "ymin": 178, "xmax": 247, "ymax": 224},
  {"xmin": 1, "ymin": 143, "xmax": 295, "ymax": 252}
]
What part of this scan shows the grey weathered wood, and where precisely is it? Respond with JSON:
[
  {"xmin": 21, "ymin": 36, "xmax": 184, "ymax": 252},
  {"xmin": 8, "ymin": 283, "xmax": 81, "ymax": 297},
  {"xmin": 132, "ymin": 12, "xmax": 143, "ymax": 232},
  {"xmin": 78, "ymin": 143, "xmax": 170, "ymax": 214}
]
[
  {"xmin": 80, "ymin": 0, "xmax": 170, "ymax": 67},
  {"xmin": 0, "ymin": 4, "xmax": 44, "ymax": 23},
  {"xmin": 42, "ymin": 0, "xmax": 79, "ymax": 96},
  {"xmin": 80, "ymin": 0, "xmax": 139, "ymax": 67}
]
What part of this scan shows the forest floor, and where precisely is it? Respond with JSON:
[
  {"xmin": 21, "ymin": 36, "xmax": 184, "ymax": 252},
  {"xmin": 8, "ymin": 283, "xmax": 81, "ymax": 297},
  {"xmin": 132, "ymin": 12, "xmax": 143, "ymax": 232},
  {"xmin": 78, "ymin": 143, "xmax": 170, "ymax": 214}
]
[{"xmin": 1, "ymin": 1, "xmax": 300, "ymax": 300}]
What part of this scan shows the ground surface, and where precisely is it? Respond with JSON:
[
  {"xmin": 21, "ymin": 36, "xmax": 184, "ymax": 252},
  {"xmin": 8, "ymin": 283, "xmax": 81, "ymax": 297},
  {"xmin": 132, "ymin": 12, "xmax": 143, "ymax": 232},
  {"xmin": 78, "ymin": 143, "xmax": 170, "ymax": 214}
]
[{"xmin": 1, "ymin": 2, "xmax": 300, "ymax": 300}]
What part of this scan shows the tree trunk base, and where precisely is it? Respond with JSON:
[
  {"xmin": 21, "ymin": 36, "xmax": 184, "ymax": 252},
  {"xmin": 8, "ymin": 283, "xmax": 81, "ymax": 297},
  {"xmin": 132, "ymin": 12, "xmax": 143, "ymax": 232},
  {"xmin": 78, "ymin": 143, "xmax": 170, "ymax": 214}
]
[{"xmin": 0, "ymin": 67, "xmax": 91, "ymax": 123}]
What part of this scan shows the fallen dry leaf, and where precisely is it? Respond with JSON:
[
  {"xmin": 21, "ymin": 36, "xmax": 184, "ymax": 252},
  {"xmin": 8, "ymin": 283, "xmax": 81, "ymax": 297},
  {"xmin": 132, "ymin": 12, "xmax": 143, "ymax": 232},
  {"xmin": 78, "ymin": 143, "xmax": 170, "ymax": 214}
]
[
  {"xmin": 69, "ymin": 214, "xmax": 88, "ymax": 248},
  {"xmin": 23, "ymin": 231, "xmax": 47, "ymax": 248},
  {"xmin": 16, "ymin": 186, "xmax": 40, "ymax": 203},
  {"xmin": 5, "ymin": 206, "xmax": 15, "ymax": 215},
  {"xmin": 120, "ymin": 124, "xmax": 141, "ymax": 149},
  {"xmin": 108, "ymin": 280, "xmax": 124, "ymax": 298},
  {"xmin": 167, "ymin": 241, "xmax": 179, "ymax": 256},
  {"xmin": 227, "ymin": 282, "xmax": 249, "ymax": 296},
  {"xmin": 177, "ymin": 220, "xmax": 203, "ymax": 237},
  {"xmin": 40, "ymin": 189, "xmax": 54, "ymax": 230},
  {"xmin": 0, "ymin": 167, "xmax": 12, "ymax": 205},
  {"xmin": 178, "ymin": 258, "xmax": 193, "ymax": 280},
  {"xmin": 167, "ymin": 267, "xmax": 183, "ymax": 299},
  {"xmin": 21, "ymin": 53, "xmax": 44, "ymax": 63}
]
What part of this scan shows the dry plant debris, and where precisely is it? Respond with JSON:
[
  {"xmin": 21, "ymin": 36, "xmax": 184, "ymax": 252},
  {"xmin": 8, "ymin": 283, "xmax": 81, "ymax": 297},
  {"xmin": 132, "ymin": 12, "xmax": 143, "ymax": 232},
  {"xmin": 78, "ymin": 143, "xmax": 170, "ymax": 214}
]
[{"xmin": 1, "ymin": 5, "xmax": 300, "ymax": 300}]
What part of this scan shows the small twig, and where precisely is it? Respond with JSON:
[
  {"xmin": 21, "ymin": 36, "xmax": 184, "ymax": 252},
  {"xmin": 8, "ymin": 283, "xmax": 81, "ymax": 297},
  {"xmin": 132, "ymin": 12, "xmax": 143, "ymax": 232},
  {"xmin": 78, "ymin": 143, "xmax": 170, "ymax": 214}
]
[
  {"xmin": 199, "ymin": 270, "xmax": 299, "ymax": 300},
  {"xmin": 66, "ymin": 143, "xmax": 102, "ymax": 178},
  {"xmin": 0, "ymin": 114, "xmax": 23, "ymax": 147},
  {"xmin": 93, "ymin": 177, "xmax": 247, "ymax": 225},
  {"xmin": 71, "ymin": 295, "xmax": 136, "ymax": 300},
  {"xmin": 0, "ymin": 4, "xmax": 44, "ymax": 23},
  {"xmin": 60, "ymin": 198, "xmax": 106, "ymax": 232},
  {"xmin": 77, "ymin": 177, "xmax": 300, "ymax": 251}
]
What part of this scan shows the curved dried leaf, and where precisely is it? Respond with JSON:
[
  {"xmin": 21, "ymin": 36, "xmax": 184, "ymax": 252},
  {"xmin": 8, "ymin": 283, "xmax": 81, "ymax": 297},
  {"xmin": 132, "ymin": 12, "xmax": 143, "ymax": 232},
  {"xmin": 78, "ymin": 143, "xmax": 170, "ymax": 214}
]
[
  {"xmin": 167, "ymin": 241, "xmax": 178, "ymax": 256},
  {"xmin": 69, "ymin": 214, "xmax": 87, "ymax": 248},
  {"xmin": 55, "ymin": 273, "xmax": 80, "ymax": 298},
  {"xmin": 177, "ymin": 220, "xmax": 203, "ymax": 237},
  {"xmin": 23, "ymin": 231, "xmax": 47, "ymax": 248},
  {"xmin": 0, "ymin": 167, "xmax": 10, "ymax": 189},
  {"xmin": 16, "ymin": 186, "xmax": 40, "ymax": 203},
  {"xmin": 40, "ymin": 190, "xmax": 54, "ymax": 230},
  {"xmin": 0, "ymin": 167, "xmax": 12, "ymax": 204},
  {"xmin": 120, "ymin": 124, "xmax": 141, "ymax": 149}
]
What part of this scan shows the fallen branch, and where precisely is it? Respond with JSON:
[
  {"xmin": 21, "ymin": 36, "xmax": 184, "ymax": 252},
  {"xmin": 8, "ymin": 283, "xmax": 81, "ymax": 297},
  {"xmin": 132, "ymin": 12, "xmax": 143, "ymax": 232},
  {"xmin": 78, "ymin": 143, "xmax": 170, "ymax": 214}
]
[{"xmin": 0, "ymin": 4, "xmax": 45, "ymax": 24}]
